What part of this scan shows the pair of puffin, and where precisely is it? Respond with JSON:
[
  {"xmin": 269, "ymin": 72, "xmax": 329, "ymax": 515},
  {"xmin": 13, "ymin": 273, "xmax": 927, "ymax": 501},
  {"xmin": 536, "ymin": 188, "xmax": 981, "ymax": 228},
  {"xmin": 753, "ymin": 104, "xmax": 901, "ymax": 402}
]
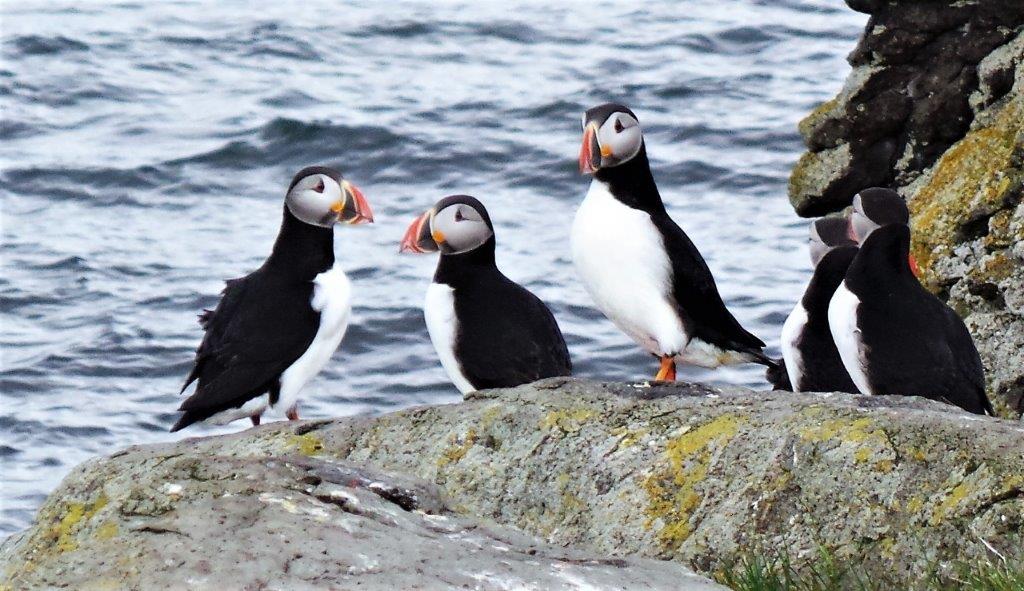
[
  {"xmin": 173, "ymin": 171, "xmax": 573, "ymax": 431},
  {"xmin": 779, "ymin": 187, "xmax": 992, "ymax": 415},
  {"xmin": 400, "ymin": 103, "xmax": 776, "ymax": 395}
]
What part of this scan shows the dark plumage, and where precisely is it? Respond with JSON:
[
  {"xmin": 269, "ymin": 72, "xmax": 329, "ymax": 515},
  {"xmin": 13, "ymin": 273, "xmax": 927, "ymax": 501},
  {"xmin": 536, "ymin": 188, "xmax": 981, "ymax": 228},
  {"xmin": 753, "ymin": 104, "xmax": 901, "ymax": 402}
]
[
  {"xmin": 838, "ymin": 224, "xmax": 992, "ymax": 415},
  {"xmin": 172, "ymin": 207, "xmax": 331, "ymax": 431},
  {"xmin": 434, "ymin": 235, "xmax": 572, "ymax": 389},
  {"xmin": 786, "ymin": 246, "xmax": 860, "ymax": 393}
]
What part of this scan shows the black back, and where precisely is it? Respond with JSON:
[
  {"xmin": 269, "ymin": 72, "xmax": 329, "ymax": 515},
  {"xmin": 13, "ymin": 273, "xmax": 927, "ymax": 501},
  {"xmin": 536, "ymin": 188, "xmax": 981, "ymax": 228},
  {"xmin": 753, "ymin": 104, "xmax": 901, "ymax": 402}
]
[
  {"xmin": 845, "ymin": 225, "xmax": 991, "ymax": 415},
  {"xmin": 795, "ymin": 246, "xmax": 860, "ymax": 393},
  {"xmin": 434, "ymin": 238, "xmax": 572, "ymax": 390},
  {"xmin": 172, "ymin": 206, "xmax": 334, "ymax": 431},
  {"xmin": 596, "ymin": 144, "xmax": 768, "ymax": 362}
]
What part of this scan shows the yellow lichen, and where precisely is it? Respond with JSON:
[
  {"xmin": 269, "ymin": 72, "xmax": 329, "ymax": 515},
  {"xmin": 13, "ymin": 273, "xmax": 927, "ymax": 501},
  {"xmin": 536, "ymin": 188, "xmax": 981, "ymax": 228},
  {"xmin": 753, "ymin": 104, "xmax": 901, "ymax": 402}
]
[
  {"xmin": 906, "ymin": 496, "xmax": 924, "ymax": 513},
  {"xmin": 540, "ymin": 409, "xmax": 594, "ymax": 433},
  {"xmin": 437, "ymin": 428, "xmax": 477, "ymax": 467},
  {"xmin": 287, "ymin": 433, "xmax": 324, "ymax": 456},
  {"xmin": 642, "ymin": 415, "xmax": 745, "ymax": 551},
  {"xmin": 49, "ymin": 495, "xmax": 108, "ymax": 554},
  {"xmin": 909, "ymin": 97, "xmax": 1024, "ymax": 289},
  {"xmin": 611, "ymin": 426, "xmax": 648, "ymax": 450},
  {"xmin": 94, "ymin": 521, "xmax": 119, "ymax": 541},
  {"xmin": 929, "ymin": 481, "xmax": 973, "ymax": 525}
]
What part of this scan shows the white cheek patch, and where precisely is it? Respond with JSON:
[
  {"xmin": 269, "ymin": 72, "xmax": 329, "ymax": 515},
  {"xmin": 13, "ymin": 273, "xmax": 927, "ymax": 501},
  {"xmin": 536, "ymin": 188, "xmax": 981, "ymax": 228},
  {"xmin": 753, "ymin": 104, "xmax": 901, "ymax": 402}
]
[{"xmin": 599, "ymin": 117, "xmax": 642, "ymax": 165}]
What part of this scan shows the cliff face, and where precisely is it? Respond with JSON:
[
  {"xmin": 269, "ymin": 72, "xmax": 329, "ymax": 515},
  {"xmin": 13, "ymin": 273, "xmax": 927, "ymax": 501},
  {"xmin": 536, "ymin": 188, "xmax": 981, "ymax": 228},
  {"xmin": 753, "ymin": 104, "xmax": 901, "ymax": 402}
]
[
  {"xmin": 4, "ymin": 380, "xmax": 1021, "ymax": 589},
  {"xmin": 789, "ymin": 0, "xmax": 1024, "ymax": 417}
]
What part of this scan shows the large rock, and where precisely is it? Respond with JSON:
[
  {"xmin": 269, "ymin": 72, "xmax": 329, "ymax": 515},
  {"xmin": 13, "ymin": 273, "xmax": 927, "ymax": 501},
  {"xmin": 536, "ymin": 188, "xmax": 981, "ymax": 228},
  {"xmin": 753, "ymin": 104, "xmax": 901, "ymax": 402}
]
[
  {"xmin": 5, "ymin": 379, "xmax": 1021, "ymax": 588},
  {"xmin": 0, "ymin": 438, "xmax": 723, "ymax": 590},
  {"xmin": 789, "ymin": 0, "xmax": 1024, "ymax": 417}
]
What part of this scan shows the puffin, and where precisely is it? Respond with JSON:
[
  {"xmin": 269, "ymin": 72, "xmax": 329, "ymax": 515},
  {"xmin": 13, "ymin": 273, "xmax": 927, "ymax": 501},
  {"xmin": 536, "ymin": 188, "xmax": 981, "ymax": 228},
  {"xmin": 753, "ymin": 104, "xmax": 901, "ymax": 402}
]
[
  {"xmin": 400, "ymin": 195, "xmax": 571, "ymax": 393},
  {"xmin": 171, "ymin": 166, "xmax": 374, "ymax": 432},
  {"xmin": 572, "ymin": 103, "xmax": 774, "ymax": 381},
  {"xmin": 828, "ymin": 188, "xmax": 993, "ymax": 415},
  {"xmin": 776, "ymin": 217, "xmax": 860, "ymax": 393}
]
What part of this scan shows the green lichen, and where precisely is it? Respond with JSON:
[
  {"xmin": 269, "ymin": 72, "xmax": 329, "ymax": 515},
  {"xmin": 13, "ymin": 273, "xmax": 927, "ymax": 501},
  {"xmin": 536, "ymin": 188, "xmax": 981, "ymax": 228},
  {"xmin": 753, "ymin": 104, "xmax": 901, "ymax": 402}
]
[{"xmin": 643, "ymin": 415, "xmax": 745, "ymax": 552}]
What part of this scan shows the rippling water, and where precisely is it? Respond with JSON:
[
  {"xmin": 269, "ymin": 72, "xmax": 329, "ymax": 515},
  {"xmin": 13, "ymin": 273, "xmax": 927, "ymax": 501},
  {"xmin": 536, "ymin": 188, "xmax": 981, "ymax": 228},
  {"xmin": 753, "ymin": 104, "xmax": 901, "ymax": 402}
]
[{"xmin": 0, "ymin": 1, "xmax": 865, "ymax": 534}]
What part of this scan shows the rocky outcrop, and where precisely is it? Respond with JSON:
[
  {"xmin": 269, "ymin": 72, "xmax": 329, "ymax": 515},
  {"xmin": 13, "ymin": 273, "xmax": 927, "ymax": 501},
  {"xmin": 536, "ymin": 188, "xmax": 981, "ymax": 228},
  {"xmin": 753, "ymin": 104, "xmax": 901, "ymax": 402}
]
[
  {"xmin": 0, "ymin": 436, "xmax": 724, "ymax": 591},
  {"xmin": 4, "ymin": 380, "xmax": 1021, "ymax": 589},
  {"xmin": 789, "ymin": 0, "xmax": 1024, "ymax": 416}
]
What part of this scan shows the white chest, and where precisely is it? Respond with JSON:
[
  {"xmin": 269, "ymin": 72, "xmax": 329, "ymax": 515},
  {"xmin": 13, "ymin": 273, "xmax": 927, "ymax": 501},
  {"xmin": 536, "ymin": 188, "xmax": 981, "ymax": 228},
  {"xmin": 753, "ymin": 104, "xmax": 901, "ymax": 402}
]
[
  {"xmin": 424, "ymin": 282, "xmax": 475, "ymax": 394},
  {"xmin": 570, "ymin": 181, "xmax": 686, "ymax": 356},
  {"xmin": 828, "ymin": 281, "xmax": 871, "ymax": 394},
  {"xmin": 277, "ymin": 265, "xmax": 353, "ymax": 411},
  {"xmin": 780, "ymin": 298, "xmax": 809, "ymax": 391}
]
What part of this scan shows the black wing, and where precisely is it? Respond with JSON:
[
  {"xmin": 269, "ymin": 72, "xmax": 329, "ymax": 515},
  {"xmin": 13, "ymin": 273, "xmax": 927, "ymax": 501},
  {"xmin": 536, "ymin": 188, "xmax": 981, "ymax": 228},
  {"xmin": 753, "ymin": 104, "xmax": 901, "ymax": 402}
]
[
  {"xmin": 941, "ymin": 307, "xmax": 992, "ymax": 415},
  {"xmin": 455, "ymin": 278, "xmax": 572, "ymax": 390},
  {"xmin": 649, "ymin": 213, "xmax": 768, "ymax": 359},
  {"xmin": 172, "ymin": 271, "xmax": 320, "ymax": 431}
]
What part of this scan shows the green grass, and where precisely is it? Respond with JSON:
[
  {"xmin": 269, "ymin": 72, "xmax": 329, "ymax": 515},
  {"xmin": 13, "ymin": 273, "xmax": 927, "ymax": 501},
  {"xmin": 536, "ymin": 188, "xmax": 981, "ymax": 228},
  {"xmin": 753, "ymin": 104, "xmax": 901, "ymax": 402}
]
[{"xmin": 716, "ymin": 547, "xmax": 1024, "ymax": 591}]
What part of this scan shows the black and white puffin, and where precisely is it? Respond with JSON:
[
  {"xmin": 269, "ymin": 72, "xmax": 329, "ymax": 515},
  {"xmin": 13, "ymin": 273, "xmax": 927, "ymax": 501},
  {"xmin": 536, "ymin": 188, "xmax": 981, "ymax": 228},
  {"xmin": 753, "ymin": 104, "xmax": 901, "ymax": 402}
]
[
  {"xmin": 572, "ymin": 103, "xmax": 773, "ymax": 381},
  {"xmin": 828, "ymin": 188, "xmax": 993, "ymax": 415},
  {"xmin": 400, "ymin": 195, "xmax": 571, "ymax": 393},
  {"xmin": 171, "ymin": 166, "xmax": 374, "ymax": 432},
  {"xmin": 777, "ymin": 217, "xmax": 859, "ymax": 393}
]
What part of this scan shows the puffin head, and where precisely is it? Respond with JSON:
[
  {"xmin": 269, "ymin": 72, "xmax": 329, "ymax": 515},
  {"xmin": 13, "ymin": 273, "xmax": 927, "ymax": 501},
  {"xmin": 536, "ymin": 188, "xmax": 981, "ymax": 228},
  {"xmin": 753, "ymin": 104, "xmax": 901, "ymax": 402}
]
[
  {"xmin": 399, "ymin": 195, "xmax": 494, "ymax": 255},
  {"xmin": 849, "ymin": 187, "xmax": 920, "ymax": 276},
  {"xmin": 285, "ymin": 166, "xmax": 374, "ymax": 227},
  {"xmin": 849, "ymin": 187, "xmax": 908, "ymax": 242},
  {"xmin": 808, "ymin": 216, "xmax": 857, "ymax": 266},
  {"xmin": 579, "ymin": 103, "xmax": 643, "ymax": 174}
]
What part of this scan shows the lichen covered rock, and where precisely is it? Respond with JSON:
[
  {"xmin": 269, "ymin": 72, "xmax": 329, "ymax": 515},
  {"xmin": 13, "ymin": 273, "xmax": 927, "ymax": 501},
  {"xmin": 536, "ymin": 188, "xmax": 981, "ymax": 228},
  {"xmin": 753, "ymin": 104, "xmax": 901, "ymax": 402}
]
[
  {"xmin": 789, "ymin": 0, "xmax": 1024, "ymax": 416},
  {"xmin": 0, "ymin": 437, "xmax": 724, "ymax": 590},
  {"xmin": 6, "ymin": 379, "xmax": 1019, "ymax": 589}
]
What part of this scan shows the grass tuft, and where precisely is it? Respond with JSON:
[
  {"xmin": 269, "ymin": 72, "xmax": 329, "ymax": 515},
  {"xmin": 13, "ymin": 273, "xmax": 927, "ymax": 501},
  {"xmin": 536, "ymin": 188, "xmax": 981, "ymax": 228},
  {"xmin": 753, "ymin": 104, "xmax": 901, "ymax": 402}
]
[{"xmin": 716, "ymin": 546, "xmax": 1024, "ymax": 591}]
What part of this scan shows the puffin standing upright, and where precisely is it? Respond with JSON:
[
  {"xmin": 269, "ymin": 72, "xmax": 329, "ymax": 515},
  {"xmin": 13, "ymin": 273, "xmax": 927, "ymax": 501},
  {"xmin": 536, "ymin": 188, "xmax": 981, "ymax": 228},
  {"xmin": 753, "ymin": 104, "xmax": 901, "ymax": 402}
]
[
  {"xmin": 777, "ymin": 217, "xmax": 860, "ymax": 393},
  {"xmin": 400, "ymin": 195, "xmax": 571, "ymax": 393},
  {"xmin": 828, "ymin": 188, "xmax": 992, "ymax": 415},
  {"xmin": 572, "ymin": 103, "xmax": 773, "ymax": 381},
  {"xmin": 171, "ymin": 166, "xmax": 374, "ymax": 431}
]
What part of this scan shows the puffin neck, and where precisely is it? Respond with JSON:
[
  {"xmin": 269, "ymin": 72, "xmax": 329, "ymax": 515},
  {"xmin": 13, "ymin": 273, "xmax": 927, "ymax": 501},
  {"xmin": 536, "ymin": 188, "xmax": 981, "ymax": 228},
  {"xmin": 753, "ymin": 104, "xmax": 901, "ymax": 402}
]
[
  {"xmin": 433, "ymin": 235, "xmax": 498, "ymax": 287},
  {"xmin": 264, "ymin": 205, "xmax": 336, "ymax": 280},
  {"xmin": 593, "ymin": 144, "xmax": 665, "ymax": 214}
]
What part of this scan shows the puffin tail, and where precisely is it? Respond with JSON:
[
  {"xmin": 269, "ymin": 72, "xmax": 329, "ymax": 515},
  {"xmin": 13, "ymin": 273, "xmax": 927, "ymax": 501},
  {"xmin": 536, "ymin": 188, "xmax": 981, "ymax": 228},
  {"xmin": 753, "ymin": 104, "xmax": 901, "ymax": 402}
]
[{"xmin": 765, "ymin": 358, "xmax": 792, "ymax": 391}]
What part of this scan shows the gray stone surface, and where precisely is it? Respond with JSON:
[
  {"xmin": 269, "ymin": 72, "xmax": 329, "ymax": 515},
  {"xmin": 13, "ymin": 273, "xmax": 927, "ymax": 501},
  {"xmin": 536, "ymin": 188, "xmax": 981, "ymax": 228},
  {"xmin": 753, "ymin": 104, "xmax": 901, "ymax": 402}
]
[
  {"xmin": 0, "ymin": 440, "xmax": 724, "ymax": 590},
  {"xmin": 789, "ymin": 0, "xmax": 1024, "ymax": 417},
  {"xmin": 7, "ymin": 379, "xmax": 1019, "ymax": 589}
]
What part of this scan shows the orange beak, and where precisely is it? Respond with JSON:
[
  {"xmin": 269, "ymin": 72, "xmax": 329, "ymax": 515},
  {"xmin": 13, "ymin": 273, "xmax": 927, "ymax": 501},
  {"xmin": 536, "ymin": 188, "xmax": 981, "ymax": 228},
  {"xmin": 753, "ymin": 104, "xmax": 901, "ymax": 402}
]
[
  {"xmin": 332, "ymin": 180, "xmax": 374, "ymax": 225},
  {"xmin": 399, "ymin": 209, "xmax": 438, "ymax": 254},
  {"xmin": 579, "ymin": 122, "xmax": 601, "ymax": 174}
]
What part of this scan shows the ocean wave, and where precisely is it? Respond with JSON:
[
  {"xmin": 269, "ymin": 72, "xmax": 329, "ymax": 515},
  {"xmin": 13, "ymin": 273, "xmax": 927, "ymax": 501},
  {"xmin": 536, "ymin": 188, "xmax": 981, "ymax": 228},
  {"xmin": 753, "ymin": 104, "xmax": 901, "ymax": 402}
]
[{"xmin": 6, "ymin": 35, "xmax": 89, "ymax": 56}]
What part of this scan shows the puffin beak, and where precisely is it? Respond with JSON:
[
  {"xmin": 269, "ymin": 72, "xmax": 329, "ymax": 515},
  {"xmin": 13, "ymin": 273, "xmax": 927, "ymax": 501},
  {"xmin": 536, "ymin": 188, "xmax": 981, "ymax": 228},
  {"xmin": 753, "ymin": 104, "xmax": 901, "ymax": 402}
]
[
  {"xmin": 909, "ymin": 254, "xmax": 921, "ymax": 277},
  {"xmin": 579, "ymin": 122, "xmax": 602, "ymax": 175},
  {"xmin": 332, "ymin": 180, "xmax": 375, "ymax": 225},
  {"xmin": 399, "ymin": 209, "xmax": 439, "ymax": 253}
]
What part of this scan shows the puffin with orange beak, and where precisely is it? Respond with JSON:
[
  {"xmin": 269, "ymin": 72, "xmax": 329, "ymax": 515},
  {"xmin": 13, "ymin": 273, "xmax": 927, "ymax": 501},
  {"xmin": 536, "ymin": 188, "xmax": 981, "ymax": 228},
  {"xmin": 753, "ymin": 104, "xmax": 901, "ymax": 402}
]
[
  {"xmin": 571, "ymin": 103, "xmax": 776, "ymax": 382},
  {"xmin": 401, "ymin": 195, "xmax": 571, "ymax": 394},
  {"xmin": 172, "ymin": 166, "xmax": 373, "ymax": 431}
]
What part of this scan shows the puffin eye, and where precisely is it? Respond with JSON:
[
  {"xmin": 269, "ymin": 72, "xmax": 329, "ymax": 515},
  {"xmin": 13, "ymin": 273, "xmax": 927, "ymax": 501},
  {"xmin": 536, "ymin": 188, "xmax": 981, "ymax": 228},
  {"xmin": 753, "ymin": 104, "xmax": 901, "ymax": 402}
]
[
  {"xmin": 311, "ymin": 178, "xmax": 325, "ymax": 193},
  {"xmin": 614, "ymin": 118, "xmax": 624, "ymax": 133},
  {"xmin": 455, "ymin": 208, "xmax": 465, "ymax": 222}
]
